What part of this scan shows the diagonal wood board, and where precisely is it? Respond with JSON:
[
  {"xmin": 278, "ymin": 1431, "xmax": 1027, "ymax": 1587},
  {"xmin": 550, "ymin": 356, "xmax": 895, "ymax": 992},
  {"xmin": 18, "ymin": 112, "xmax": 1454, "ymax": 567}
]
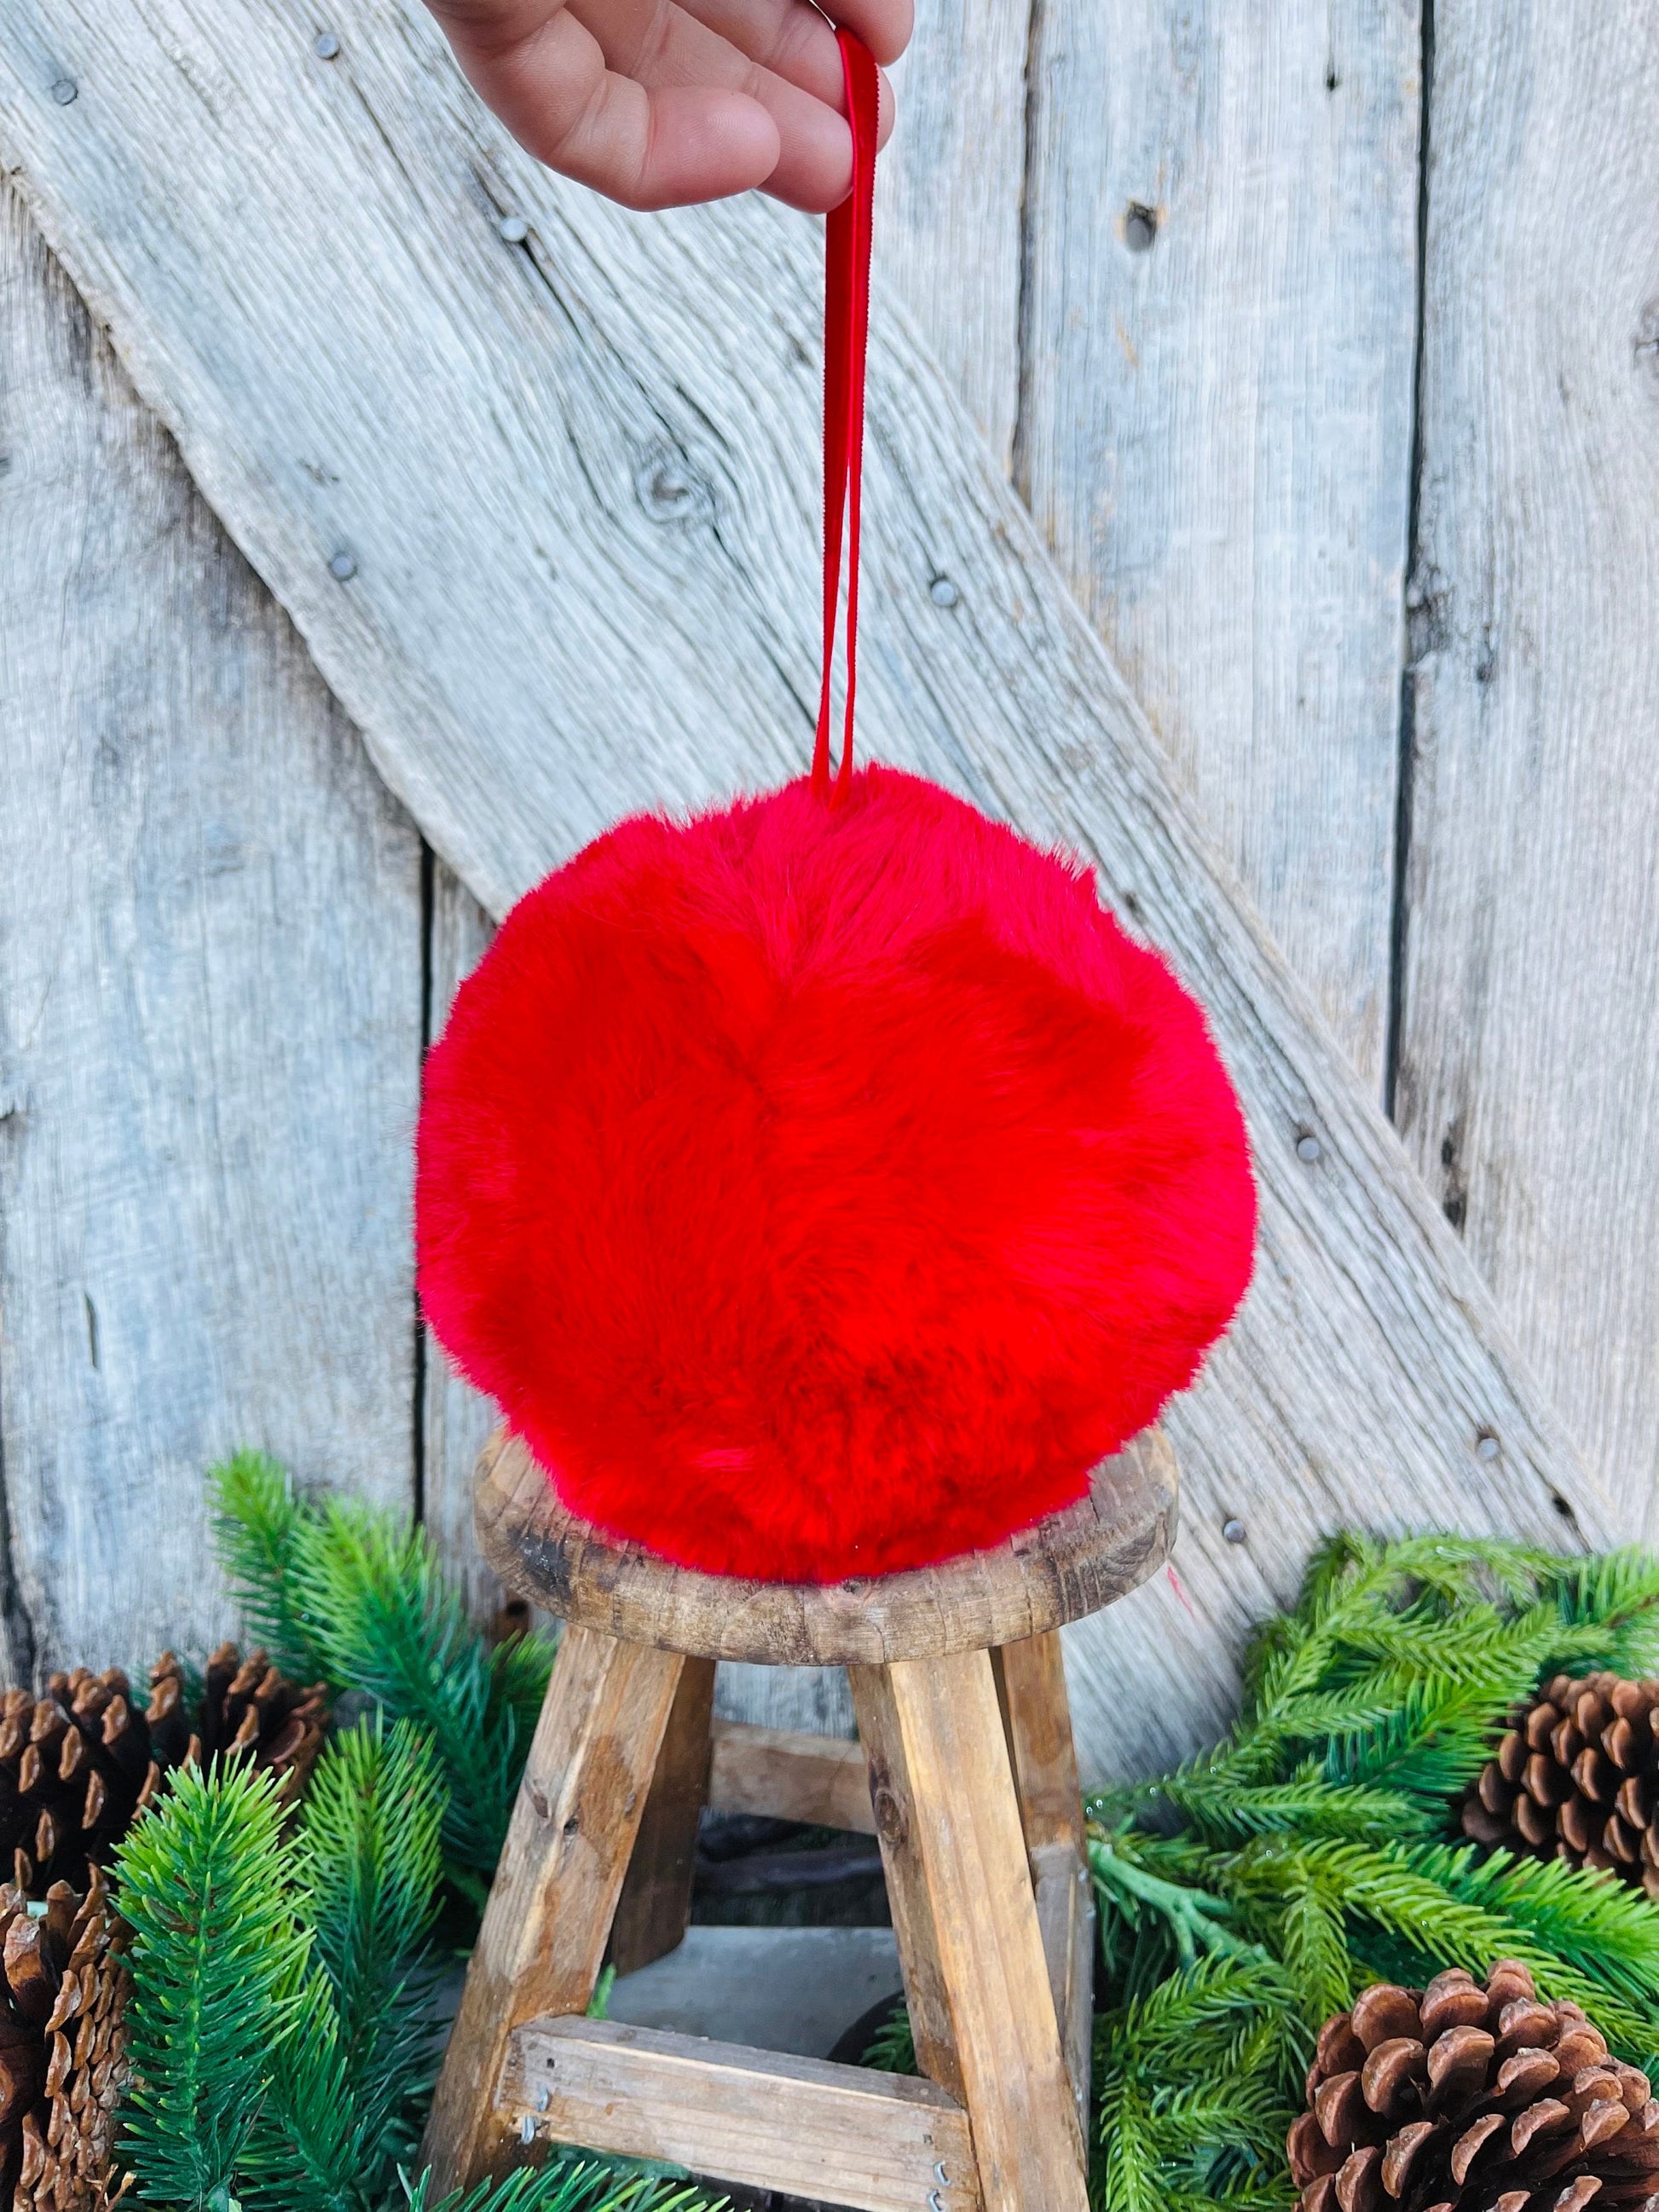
[{"xmin": 0, "ymin": 0, "xmax": 1618, "ymax": 1774}]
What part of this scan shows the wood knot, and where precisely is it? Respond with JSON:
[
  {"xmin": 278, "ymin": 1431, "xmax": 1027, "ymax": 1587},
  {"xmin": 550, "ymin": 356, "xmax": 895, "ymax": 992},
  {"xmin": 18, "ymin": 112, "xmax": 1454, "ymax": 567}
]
[{"xmin": 870, "ymin": 1777, "xmax": 907, "ymax": 1846}]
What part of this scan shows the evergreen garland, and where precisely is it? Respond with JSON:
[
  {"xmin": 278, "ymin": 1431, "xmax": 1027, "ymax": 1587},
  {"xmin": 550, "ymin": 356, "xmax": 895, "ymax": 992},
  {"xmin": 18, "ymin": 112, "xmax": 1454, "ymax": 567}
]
[
  {"xmin": 116, "ymin": 1718, "xmax": 446, "ymax": 2212},
  {"xmin": 113, "ymin": 1712, "xmax": 720, "ymax": 2212},
  {"xmin": 1084, "ymin": 1533, "xmax": 1659, "ymax": 2209},
  {"xmin": 115, "ymin": 1759, "xmax": 310, "ymax": 2209},
  {"xmin": 208, "ymin": 1452, "xmax": 555, "ymax": 1887}
]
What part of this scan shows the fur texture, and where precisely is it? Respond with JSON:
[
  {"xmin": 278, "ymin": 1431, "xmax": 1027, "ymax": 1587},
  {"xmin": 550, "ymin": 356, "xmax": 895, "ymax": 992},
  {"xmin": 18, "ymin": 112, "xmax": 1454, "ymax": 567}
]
[{"xmin": 416, "ymin": 766, "xmax": 1255, "ymax": 1581}]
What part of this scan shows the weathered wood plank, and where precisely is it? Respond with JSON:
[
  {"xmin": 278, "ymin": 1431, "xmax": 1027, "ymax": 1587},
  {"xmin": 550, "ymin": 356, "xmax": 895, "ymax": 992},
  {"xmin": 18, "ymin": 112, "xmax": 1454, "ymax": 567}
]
[
  {"xmin": 876, "ymin": 0, "xmax": 1028, "ymax": 471},
  {"xmin": 419, "ymin": 862, "xmax": 501, "ymax": 1621},
  {"xmin": 1396, "ymin": 0, "xmax": 1659, "ymax": 1537},
  {"xmin": 992, "ymin": 1634, "xmax": 1093, "ymax": 2134},
  {"xmin": 0, "ymin": 179, "xmax": 421, "ymax": 1684},
  {"xmin": 0, "ymin": 0, "xmax": 1616, "ymax": 1782},
  {"xmin": 1020, "ymin": 1, "xmax": 1421, "ymax": 1085},
  {"xmin": 422, "ymin": 1623, "xmax": 685, "ymax": 2190},
  {"xmin": 501, "ymin": 2016, "xmax": 982, "ymax": 2212},
  {"xmin": 609, "ymin": 1654, "xmax": 714, "ymax": 1978},
  {"xmin": 707, "ymin": 1718, "xmax": 876, "ymax": 1835},
  {"xmin": 847, "ymin": 1662, "xmax": 968, "ymax": 2108},
  {"xmin": 870, "ymin": 1651, "xmax": 1089, "ymax": 2212}
]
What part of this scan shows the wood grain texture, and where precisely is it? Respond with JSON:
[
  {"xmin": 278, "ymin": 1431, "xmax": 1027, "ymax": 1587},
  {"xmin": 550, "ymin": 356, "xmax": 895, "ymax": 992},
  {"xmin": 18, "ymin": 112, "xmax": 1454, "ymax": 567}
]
[
  {"xmin": 608, "ymin": 1654, "xmax": 714, "ymax": 1977},
  {"xmin": 0, "ymin": 0, "xmax": 1620, "ymax": 1780},
  {"xmin": 992, "ymin": 1632, "xmax": 1084, "ymax": 1855},
  {"xmin": 992, "ymin": 1633, "xmax": 1092, "ymax": 2133},
  {"xmin": 847, "ymin": 1661, "xmax": 968, "ymax": 2107},
  {"xmin": 421, "ymin": 1624, "xmax": 685, "ymax": 2189},
  {"xmin": 1396, "ymin": 0, "xmax": 1659, "ymax": 1536},
  {"xmin": 419, "ymin": 863, "xmax": 501, "ymax": 1621},
  {"xmin": 501, "ymin": 2017, "xmax": 982, "ymax": 2212},
  {"xmin": 874, "ymin": 1651, "xmax": 1089, "ymax": 2212},
  {"xmin": 707, "ymin": 1718, "xmax": 876, "ymax": 1835},
  {"xmin": 876, "ymin": 0, "xmax": 1028, "ymax": 471},
  {"xmin": 477, "ymin": 1423, "xmax": 1177, "ymax": 1666},
  {"xmin": 1030, "ymin": 1839, "xmax": 1093, "ymax": 2141},
  {"xmin": 0, "ymin": 179, "xmax": 420, "ymax": 1684},
  {"xmin": 1019, "ymin": 0, "xmax": 1421, "ymax": 1083}
]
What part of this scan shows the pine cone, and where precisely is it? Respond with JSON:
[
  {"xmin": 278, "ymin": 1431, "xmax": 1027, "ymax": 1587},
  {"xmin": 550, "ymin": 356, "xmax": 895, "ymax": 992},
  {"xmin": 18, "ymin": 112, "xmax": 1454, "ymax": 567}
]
[
  {"xmin": 1290, "ymin": 1960, "xmax": 1659, "ymax": 2212},
  {"xmin": 1464, "ymin": 1674, "xmax": 1659, "ymax": 1899},
  {"xmin": 146, "ymin": 1644, "xmax": 327, "ymax": 1808},
  {"xmin": 0, "ymin": 1648, "xmax": 326, "ymax": 1898},
  {"xmin": 0, "ymin": 1865, "xmax": 132, "ymax": 2212}
]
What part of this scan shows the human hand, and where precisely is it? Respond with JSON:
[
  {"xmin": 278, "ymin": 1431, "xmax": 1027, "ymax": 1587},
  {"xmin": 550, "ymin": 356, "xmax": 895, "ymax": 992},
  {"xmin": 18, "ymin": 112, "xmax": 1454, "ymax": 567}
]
[{"xmin": 423, "ymin": 0, "xmax": 911, "ymax": 212}]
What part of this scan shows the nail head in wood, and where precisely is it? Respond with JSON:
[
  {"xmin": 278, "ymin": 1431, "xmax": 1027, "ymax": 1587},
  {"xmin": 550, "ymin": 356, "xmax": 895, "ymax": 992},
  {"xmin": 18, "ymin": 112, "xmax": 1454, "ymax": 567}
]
[
  {"xmin": 50, "ymin": 79, "xmax": 77, "ymax": 106},
  {"xmin": 1296, "ymin": 1131, "xmax": 1322, "ymax": 1163},
  {"xmin": 327, "ymin": 550, "xmax": 356, "ymax": 580},
  {"xmin": 498, "ymin": 215, "xmax": 529, "ymax": 245},
  {"xmin": 1223, "ymin": 1516, "xmax": 1246, "ymax": 1544},
  {"xmin": 313, "ymin": 33, "xmax": 340, "ymax": 59},
  {"xmin": 1476, "ymin": 1429, "xmax": 1501, "ymax": 1462}
]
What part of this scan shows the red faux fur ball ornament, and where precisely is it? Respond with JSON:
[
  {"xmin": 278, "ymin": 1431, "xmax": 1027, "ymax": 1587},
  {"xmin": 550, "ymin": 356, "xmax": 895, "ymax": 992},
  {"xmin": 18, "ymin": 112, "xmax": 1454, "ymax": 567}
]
[{"xmin": 416, "ymin": 765, "xmax": 1255, "ymax": 1582}]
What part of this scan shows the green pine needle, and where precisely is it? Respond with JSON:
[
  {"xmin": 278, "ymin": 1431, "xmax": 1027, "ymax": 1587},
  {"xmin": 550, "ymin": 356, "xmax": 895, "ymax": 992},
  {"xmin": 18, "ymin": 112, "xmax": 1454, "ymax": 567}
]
[
  {"xmin": 398, "ymin": 2161, "xmax": 722, "ymax": 2212},
  {"xmin": 291, "ymin": 1715, "xmax": 448, "ymax": 2172},
  {"xmin": 1084, "ymin": 1529, "xmax": 1659, "ymax": 2211},
  {"xmin": 115, "ymin": 1760, "xmax": 310, "ymax": 2210},
  {"xmin": 209, "ymin": 1448, "xmax": 332, "ymax": 1683},
  {"xmin": 209, "ymin": 1455, "xmax": 556, "ymax": 1873},
  {"xmin": 1092, "ymin": 1955, "xmax": 1303, "ymax": 2212},
  {"xmin": 862, "ymin": 1997, "xmax": 916, "ymax": 2074}
]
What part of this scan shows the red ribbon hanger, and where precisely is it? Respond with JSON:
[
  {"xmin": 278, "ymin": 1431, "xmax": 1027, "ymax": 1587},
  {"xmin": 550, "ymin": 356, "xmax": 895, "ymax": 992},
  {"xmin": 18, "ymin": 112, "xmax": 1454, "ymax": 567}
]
[{"xmin": 811, "ymin": 28, "xmax": 881, "ymax": 803}]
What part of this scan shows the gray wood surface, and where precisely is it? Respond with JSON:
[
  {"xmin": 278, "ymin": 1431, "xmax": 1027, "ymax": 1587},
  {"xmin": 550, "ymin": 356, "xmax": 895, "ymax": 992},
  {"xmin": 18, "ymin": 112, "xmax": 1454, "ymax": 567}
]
[
  {"xmin": 1020, "ymin": 1, "xmax": 1421, "ymax": 1088},
  {"xmin": 1396, "ymin": 2, "xmax": 1659, "ymax": 1540},
  {"xmin": 876, "ymin": 0, "xmax": 1028, "ymax": 473},
  {"xmin": 420, "ymin": 861, "xmax": 500, "ymax": 1620},
  {"xmin": 0, "ymin": 0, "xmax": 1617, "ymax": 1778},
  {"xmin": 0, "ymin": 182, "xmax": 421, "ymax": 1684}
]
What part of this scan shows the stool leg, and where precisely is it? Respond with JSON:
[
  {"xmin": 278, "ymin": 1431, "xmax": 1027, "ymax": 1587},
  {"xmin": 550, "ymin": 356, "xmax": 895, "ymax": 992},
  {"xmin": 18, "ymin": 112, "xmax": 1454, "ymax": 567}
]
[
  {"xmin": 608, "ymin": 1655, "xmax": 715, "ymax": 1976},
  {"xmin": 850, "ymin": 1651, "xmax": 1090, "ymax": 2212},
  {"xmin": 992, "ymin": 1632, "xmax": 1095, "ymax": 2139},
  {"xmin": 422, "ymin": 1624, "xmax": 687, "ymax": 2192}
]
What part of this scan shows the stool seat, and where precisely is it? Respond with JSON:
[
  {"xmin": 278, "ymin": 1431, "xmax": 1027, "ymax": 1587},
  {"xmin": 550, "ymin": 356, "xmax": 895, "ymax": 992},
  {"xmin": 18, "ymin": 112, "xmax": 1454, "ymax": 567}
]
[{"xmin": 475, "ymin": 1423, "xmax": 1177, "ymax": 1666}]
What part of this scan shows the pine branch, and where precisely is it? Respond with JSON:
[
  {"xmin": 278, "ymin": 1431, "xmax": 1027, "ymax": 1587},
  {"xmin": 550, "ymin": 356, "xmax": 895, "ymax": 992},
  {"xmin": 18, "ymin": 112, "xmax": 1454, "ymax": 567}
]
[
  {"xmin": 1415, "ymin": 1842, "xmax": 1659, "ymax": 2035},
  {"xmin": 211, "ymin": 1460, "xmax": 556, "ymax": 1874},
  {"xmin": 400, "ymin": 2159, "xmax": 723, "ymax": 2212},
  {"xmin": 862, "ymin": 1999, "xmax": 916, "ymax": 2075},
  {"xmin": 115, "ymin": 1760, "xmax": 310, "ymax": 2211},
  {"xmin": 292, "ymin": 1715, "xmax": 448, "ymax": 2171},
  {"xmin": 1091, "ymin": 1956, "xmax": 1299, "ymax": 2212},
  {"xmin": 208, "ymin": 1449, "xmax": 330, "ymax": 1682},
  {"xmin": 242, "ymin": 1959, "xmax": 367, "ymax": 2212},
  {"xmin": 1249, "ymin": 1836, "xmax": 1659, "ymax": 2061}
]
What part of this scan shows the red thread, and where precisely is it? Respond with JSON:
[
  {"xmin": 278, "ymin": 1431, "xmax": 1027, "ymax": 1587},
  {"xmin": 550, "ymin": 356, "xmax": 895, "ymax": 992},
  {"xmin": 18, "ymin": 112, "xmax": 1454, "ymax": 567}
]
[{"xmin": 811, "ymin": 30, "xmax": 880, "ymax": 803}]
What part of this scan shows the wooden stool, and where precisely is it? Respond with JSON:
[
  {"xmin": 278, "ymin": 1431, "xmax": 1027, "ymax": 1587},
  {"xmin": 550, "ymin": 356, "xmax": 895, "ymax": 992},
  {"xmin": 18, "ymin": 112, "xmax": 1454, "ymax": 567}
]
[{"xmin": 423, "ymin": 1425, "xmax": 1177, "ymax": 2212}]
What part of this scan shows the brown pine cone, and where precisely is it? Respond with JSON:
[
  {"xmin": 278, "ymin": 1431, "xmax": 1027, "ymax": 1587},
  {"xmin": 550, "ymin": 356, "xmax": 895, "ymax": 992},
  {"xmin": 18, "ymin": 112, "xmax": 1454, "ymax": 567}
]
[
  {"xmin": 0, "ymin": 1648, "xmax": 326, "ymax": 1898},
  {"xmin": 0, "ymin": 1671, "xmax": 159, "ymax": 1902},
  {"xmin": 1290, "ymin": 1960, "xmax": 1659, "ymax": 2212},
  {"xmin": 146, "ymin": 1644, "xmax": 327, "ymax": 1810},
  {"xmin": 0, "ymin": 1866, "xmax": 132, "ymax": 2212},
  {"xmin": 1464, "ymin": 1674, "xmax": 1659, "ymax": 1899}
]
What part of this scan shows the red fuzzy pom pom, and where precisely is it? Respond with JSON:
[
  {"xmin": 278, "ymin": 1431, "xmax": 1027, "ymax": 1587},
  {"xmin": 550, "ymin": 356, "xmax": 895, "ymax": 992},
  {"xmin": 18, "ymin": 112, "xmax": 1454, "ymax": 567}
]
[{"xmin": 416, "ymin": 766, "xmax": 1254, "ymax": 1581}]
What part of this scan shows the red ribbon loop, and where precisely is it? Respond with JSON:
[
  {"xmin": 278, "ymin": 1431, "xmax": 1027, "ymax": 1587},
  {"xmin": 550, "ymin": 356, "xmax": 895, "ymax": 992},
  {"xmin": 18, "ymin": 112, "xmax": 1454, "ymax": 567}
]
[{"xmin": 811, "ymin": 29, "xmax": 880, "ymax": 803}]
